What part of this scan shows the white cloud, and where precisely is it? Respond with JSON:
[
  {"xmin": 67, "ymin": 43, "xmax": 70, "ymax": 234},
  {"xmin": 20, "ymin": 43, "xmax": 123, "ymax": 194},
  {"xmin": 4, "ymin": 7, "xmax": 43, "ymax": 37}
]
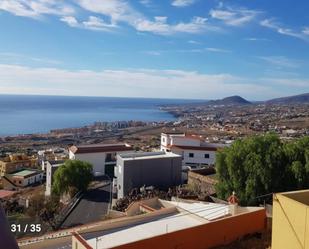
[
  {"xmin": 83, "ymin": 16, "xmax": 117, "ymax": 31},
  {"xmin": 206, "ymin": 47, "xmax": 231, "ymax": 53},
  {"xmin": 139, "ymin": 0, "xmax": 152, "ymax": 7},
  {"xmin": 143, "ymin": 51, "xmax": 161, "ymax": 56},
  {"xmin": 257, "ymin": 56, "xmax": 301, "ymax": 69},
  {"xmin": 0, "ymin": 52, "xmax": 62, "ymax": 65},
  {"xmin": 0, "ymin": 0, "xmax": 218, "ymax": 35},
  {"xmin": 134, "ymin": 16, "xmax": 211, "ymax": 35},
  {"xmin": 188, "ymin": 40, "xmax": 202, "ymax": 44},
  {"xmin": 261, "ymin": 77, "xmax": 309, "ymax": 88},
  {"xmin": 260, "ymin": 19, "xmax": 309, "ymax": 41},
  {"xmin": 1, "ymin": 63, "xmax": 304, "ymax": 100},
  {"xmin": 61, "ymin": 15, "xmax": 116, "ymax": 31},
  {"xmin": 171, "ymin": 0, "xmax": 196, "ymax": 7},
  {"xmin": 0, "ymin": 0, "xmax": 74, "ymax": 18},
  {"xmin": 77, "ymin": 0, "xmax": 216, "ymax": 35},
  {"xmin": 77, "ymin": 0, "xmax": 141, "ymax": 25},
  {"xmin": 209, "ymin": 5, "xmax": 260, "ymax": 26},
  {"xmin": 303, "ymin": 27, "xmax": 309, "ymax": 35},
  {"xmin": 244, "ymin": 37, "xmax": 270, "ymax": 42},
  {"xmin": 60, "ymin": 16, "xmax": 79, "ymax": 27}
]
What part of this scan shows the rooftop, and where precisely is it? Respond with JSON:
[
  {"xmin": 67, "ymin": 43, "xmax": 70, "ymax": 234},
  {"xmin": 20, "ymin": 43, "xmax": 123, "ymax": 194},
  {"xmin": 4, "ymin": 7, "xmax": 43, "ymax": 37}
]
[
  {"xmin": 79, "ymin": 199, "xmax": 264, "ymax": 249},
  {"xmin": 69, "ymin": 143, "xmax": 132, "ymax": 154},
  {"xmin": 278, "ymin": 189, "xmax": 309, "ymax": 206},
  {"xmin": 10, "ymin": 169, "xmax": 41, "ymax": 178},
  {"xmin": 47, "ymin": 160, "xmax": 66, "ymax": 167},
  {"xmin": 169, "ymin": 145, "xmax": 218, "ymax": 151},
  {"xmin": 118, "ymin": 151, "xmax": 181, "ymax": 160}
]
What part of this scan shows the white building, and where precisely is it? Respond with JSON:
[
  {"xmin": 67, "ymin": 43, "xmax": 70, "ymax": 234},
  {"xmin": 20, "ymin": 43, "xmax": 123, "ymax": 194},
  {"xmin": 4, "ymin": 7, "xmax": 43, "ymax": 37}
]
[
  {"xmin": 69, "ymin": 143, "xmax": 133, "ymax": 176},
  {"xmin": 45, "ymin": 160, "xmax": 65, "ymax": 196},
  {"xmin": 161, "ymin": 133, "xmax": 227, "ymax": 167},
  {"xmin": 3, "ymin": 169, "xmax": 44, "ymax": 190}
]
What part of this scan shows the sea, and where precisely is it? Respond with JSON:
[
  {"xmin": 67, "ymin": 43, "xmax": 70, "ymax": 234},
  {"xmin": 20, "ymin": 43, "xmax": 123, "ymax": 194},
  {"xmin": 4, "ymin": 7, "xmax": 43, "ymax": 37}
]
[{"xmin": 0, "ymin": 94, "xmax": 202, "ymax": 136}]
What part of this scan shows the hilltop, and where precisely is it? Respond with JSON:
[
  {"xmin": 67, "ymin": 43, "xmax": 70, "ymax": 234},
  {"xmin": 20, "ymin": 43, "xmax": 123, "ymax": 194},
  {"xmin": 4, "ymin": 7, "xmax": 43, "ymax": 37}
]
[{"xmin": 207, "ymin": 95, "xmax": 251, "ymax": 106}]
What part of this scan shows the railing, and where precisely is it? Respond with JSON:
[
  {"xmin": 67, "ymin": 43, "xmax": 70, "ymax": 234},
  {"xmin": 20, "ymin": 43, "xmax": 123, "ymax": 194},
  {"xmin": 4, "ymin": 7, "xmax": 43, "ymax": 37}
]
[{"xmin": 53, "ymin": 191, "xmax": 84, "ymax": 230}]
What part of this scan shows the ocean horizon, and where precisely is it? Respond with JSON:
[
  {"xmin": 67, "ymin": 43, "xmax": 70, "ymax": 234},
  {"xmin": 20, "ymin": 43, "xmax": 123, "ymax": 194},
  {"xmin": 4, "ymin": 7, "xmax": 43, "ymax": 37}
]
[{"xmin": 0, "ymin": 94, "xmax": 203, "ymax": 136}]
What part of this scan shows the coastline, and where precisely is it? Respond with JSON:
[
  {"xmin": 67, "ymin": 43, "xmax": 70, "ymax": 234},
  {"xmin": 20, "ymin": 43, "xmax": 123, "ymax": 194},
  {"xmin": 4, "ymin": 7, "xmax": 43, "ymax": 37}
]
[{"xmin": 0, "ymin": 95, "xmax": 195, "ymax": 137}]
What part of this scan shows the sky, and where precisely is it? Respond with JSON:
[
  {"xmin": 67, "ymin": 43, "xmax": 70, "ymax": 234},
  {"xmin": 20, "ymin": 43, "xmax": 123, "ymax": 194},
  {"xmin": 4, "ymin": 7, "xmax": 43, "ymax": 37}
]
[{"xmin": 0, "ymin": 0, "xmax": 308, "ymax": 100}]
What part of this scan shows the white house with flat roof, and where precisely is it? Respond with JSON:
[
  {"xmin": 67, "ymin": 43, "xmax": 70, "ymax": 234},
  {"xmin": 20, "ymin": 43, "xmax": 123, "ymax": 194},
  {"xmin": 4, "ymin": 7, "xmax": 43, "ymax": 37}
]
[
  {"xmin": 3, "ymin": 169, "xmax": 43, "ymax": 190},
  {"xmin": 69, "ymin": 143, "xmax": 133, "ymax": 176},
  {"xmin": 161, "ymin": 133, "xmax": 227, "ymax": 167}
]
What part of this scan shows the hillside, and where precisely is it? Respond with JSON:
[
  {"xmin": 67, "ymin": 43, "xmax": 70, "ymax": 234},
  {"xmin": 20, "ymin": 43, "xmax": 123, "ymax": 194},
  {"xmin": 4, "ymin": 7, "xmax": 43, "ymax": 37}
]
[
  {"xmin": 207, "ymin": 95, "xmax": 251, "ymax": 106},
  {"xmin": 266, "ymin": 93, "xmax": 309, "ymax": 104}
]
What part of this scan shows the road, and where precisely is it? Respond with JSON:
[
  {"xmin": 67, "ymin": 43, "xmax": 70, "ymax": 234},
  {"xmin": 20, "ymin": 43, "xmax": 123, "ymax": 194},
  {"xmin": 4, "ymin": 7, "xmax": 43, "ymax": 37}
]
[
  {"xmin": 61, "ymin": 183, "xmax": 111, "ymax": 228},
  {"xmin": 20, "ymin": 183, "xmax": 111, "ymax": 249}
]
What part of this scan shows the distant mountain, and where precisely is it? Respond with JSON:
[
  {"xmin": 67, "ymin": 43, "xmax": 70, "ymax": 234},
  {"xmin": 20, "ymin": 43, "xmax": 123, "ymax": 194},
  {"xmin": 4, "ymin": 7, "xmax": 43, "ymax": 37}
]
[
  {"xmin": 266, "ymin": 93, "xmax": 309, "ymax": 104},
  {"xmin": 207, "ymin": 95, "xmax": 251, "ymax": 105}
]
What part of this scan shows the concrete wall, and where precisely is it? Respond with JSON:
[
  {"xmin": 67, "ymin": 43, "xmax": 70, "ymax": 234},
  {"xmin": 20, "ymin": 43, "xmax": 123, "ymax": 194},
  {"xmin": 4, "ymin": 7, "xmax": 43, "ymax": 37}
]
[
  {"xmin": 170, "ymin": 136, "xmax": 200, "ymax": 146},
  {"xmin": 45, "ymin": 163, "xmax": 61, "ymax": 196},
  {"xmin": 111, "ymin": 208, "xmax": 266, "ymax": 249},
  {"xmin": 117, "ymin": 156, "xmax": 182, "ymax": 199},
  {"xmin": 161, "ymin": 134, "xmax": 200, "ymax": 150},
  {"xmin": 170, "ymin": 147, "xmax": 216, "ymax": 166},
  {"xmin": 70, "ymin": 152, "xmax": 107, "ymax": 176},
  {"xmin": 182, "ymin": 149, "xmax": 216, "ymax": 165},
  {"xmin": 272, "ymin": 191, "xmax": 309, "ymax": 249}
]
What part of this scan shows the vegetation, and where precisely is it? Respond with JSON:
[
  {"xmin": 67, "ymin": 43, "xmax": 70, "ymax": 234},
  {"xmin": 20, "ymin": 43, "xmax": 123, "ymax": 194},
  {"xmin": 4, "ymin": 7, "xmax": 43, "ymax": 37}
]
[
  {"xmin": 52, "ymin": 160, "xmax": 93, "ymax": 197},
  {"xmin": 39, "ymin": 195, "xmax": 61, "ymax": 228},
  {"xmin": 26, "ymin": 194, "xmax": 45, "ymax": 217},
  {"xmin": 216, "ymin": 134, "xmax": 309, "ymax": 205}
]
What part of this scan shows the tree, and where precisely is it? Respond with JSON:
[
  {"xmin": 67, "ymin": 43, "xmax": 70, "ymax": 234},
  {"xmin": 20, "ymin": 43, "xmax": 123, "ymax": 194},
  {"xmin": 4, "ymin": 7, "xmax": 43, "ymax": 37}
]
[
  {"xmin": 52, "ymin": 160, "xmax": 93, "ymax": 197},
  {"xmin": 215, "ymin": 134, "xmax": 309, "ymax": 205}
]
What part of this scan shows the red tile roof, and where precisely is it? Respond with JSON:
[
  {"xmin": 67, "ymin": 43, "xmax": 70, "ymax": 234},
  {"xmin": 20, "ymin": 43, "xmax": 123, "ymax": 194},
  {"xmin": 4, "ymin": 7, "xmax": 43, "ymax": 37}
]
[
  {"xmin": 0, "ymin": 190, "xmax": 16, "ymax": 199},
  {"xmin": 69, "ymin": 143, "xmax": 132, "ymax": 154}
]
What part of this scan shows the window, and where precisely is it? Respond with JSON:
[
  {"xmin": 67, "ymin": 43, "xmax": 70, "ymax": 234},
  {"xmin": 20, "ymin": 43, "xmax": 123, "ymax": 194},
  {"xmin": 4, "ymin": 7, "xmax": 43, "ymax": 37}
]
[
  {"xmin": 189, "ymin": 153, "xmax": 194, "ymax": 158},
  {"xmin": 162, "ymin": 137, "xmax": 165, "ymax": 143},
  {"xmin": 204, "ymin": 154, "xmax": 210, "ymax": 158}
]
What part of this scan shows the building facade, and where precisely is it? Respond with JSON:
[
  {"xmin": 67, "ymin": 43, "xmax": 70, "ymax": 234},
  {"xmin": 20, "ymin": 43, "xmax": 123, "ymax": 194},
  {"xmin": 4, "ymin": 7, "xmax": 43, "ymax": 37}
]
[
  {"xmin": 3, "ymin": 169, "xmax": 43, "ymax": 190},
  {"xmin": 69, "ymin": 143, "xmax": 133, "ymax": 176},
  {"xmin": 272, "ymin": 189, "xmax": 309, "ymax": 249},
  {"xmin": 160, "ymin": 133, "xmax": 226, "ymax": 167},
  {"xmin": 115, "ymin": 151, "xmax": 182, "ymax": 199},
  {"xmin": 45, "ymin": 160, "xmax": 65, "ymax": 196},
  {"xmin": 0, "ymin": 154, "xmax": 38, "ymax": 176}
]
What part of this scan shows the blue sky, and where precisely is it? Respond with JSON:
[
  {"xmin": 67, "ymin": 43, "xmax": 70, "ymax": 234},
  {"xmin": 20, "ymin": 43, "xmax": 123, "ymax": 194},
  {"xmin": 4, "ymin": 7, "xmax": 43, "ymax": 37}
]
[{"xmin": 0, "ymin": 0, "xmax": 308, "ymax": 100}]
